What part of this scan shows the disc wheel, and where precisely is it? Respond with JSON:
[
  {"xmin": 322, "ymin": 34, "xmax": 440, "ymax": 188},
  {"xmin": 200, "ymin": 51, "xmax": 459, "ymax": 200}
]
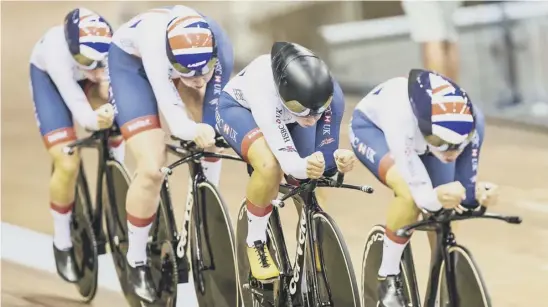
[
  {"xmin": 360, "ymin": 225, "xmax": 419, "ymax": 307},
  {"xmin": 189, "ymin": 181, "xmax": 240, "ymax": 307},
  {"xmin": 437, "ymin": 245, "xmax": 491, "ymax": 307},
  {"xmin": 307, "ymin": 211, "xmax": 359, "ymax": 306}
]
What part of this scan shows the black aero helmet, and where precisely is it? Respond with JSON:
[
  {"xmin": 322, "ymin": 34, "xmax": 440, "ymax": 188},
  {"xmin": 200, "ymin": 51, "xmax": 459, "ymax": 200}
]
[{"xmin": 271, "ymin": 42, "xmax": 334, "ymax": 116}]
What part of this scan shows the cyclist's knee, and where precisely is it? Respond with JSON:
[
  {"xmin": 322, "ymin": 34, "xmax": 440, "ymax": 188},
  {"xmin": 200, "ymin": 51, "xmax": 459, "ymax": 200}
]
[
  {"xmin": 128, "ymin": 130, "xmax": 166, "ymax": 188},
  {"xmin": 247, "ymin": 138, "xmax": 282, "ymax": 184},
  {"xmin": 50, "ymin": 143, "xmax": 80, "ymax": 180},
  {"xmin": 385, "ymin": 166, "xmax": 421, "ymax": 231},
  {"xmin": 135, "ymin": 163, "xmax": 164, "ymax": 190}
]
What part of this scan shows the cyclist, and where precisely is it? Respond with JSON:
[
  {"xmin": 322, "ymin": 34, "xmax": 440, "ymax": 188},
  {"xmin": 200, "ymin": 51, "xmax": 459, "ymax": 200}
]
[
  {"xmin": 216, "ymin": 41, "xmax": 356, "ymax": 281},
  {"xmin": 29, "ymin": 7, "xmax": 117, "ymax": 284},
  {"xmin": 349, "ymin": 69, "xmax": 499, "ymax": 306},
  {"xmin": 107, "ymin": 5, "xmax": 233, "ymax": 303}
]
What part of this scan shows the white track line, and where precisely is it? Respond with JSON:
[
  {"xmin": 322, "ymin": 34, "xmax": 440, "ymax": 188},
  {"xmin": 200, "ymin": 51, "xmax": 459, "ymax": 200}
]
[{"xmin": 0, "ymin": 222, "xmax": 198, "ymax": 306}]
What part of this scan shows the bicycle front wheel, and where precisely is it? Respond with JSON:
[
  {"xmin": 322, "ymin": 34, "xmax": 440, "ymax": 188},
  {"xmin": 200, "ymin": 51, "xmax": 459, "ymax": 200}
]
[
  {"xmin": 71, "ymin": 163, "xmax": 99, "ymax": 302},
  {"xmin": 360, "ymin": 224, "xmax": 419, "ymax": 307},
  {"xmin": 308, "ymin": 211, "xmax": 360, "ymax": 306},
  {"xmin": 437, "ymin": 245, "xmax": 491, "ymax": 307},
  {"xmin": 190, "ymin": 181, "xmax": 240, "ymax": 307}
]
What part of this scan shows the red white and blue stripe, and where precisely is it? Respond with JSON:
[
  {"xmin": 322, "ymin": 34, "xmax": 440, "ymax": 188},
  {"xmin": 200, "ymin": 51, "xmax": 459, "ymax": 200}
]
[
  {"xmin": 166, "ymin": 12, "xmax": 214, "ymax": 76},
  {"xmin": 428, "ymin": 73, "xmax": 474, "ymax": 144},
  {"xmin": 409, "ymin": 69, "xmax": 475, "ymax": 145},
  {"xmin": 64, "ymin": 8, "xmax": 112, "ymax": 61}
]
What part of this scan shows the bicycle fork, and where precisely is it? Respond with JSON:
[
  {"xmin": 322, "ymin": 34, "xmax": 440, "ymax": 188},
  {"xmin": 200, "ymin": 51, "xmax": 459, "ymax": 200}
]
[{"xmin": 424, "ymin": 226, "xmax": 459, "ymax": 307}]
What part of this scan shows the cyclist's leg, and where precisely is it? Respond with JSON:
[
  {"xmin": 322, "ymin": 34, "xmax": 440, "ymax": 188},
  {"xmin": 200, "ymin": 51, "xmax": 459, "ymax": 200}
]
[
  {"xmin": 31, "ymin": 64, "xmax": 80, "ymax": 280},
  {"xmin": 109, "ymin": 44, "xmax": 164, "ymax": 302},
  {"xmin": 200, "ymin": 26, "xmax": 233, "ymax": 187},
  {"xmin": 350, "ymin": 110, "xmax": 418, "ymax": 273},
  {"xmin": 216, "ymin": 92, "xmax": 280, "ymax": 280},
  {"xmin": 31, "ymin": 63, "xmax": 80, "ymax": 248},
  {"xmin": 350, "ymin": 110, "xmax": 415, "ymax": 304}
]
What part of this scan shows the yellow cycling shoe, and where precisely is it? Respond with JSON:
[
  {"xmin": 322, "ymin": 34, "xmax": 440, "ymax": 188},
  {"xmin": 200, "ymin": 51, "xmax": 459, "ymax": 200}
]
[{"xmin": 247, "ymin": 240, "xmax": 280, "ymax": 281}]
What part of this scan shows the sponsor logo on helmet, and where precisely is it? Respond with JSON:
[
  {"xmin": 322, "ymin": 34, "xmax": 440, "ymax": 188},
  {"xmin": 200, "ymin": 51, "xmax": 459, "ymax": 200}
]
[{"xmin": 187, "ymin": 60, "xmax": 207, "ymax": 68}]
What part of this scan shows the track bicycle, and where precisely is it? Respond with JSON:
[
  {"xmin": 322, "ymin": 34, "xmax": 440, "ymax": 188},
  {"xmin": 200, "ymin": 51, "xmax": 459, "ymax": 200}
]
[
  {"xmin": 236, "ymin": 173, "xmax": 374, "ymax": 306},
  {"xmin": 65, "ymin": 131, "xmax": 245, "ymax": 306},
  {"xmin": 59, "ymin": 127, "xmax": 129, "ymax": 303},
  {"xmin": 104, "ymin": 134, "xmax": 245, "ymax": 306},
  {"xmin": 361, "ymin": 207, "xmax": 522, "ymax": 307}
]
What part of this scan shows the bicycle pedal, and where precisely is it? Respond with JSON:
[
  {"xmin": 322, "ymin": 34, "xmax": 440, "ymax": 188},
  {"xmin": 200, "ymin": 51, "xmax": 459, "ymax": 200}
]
[
  {"xmin": 95, "ymin": 235, "xmax": 107, "ymax": 255},
  {"xmin": 177, "ymin": 267, "xmax": 189, "ymax": 283},
  {"xmin": 96, "ymin": 242, "xmax": 107, "ymax": 255}
]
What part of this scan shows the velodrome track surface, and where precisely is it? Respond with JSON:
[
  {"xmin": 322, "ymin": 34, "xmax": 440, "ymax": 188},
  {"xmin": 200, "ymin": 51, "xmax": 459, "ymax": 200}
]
[{"xmin": 2, "ymin": 2, "xmax": 548, "ymax": 306}]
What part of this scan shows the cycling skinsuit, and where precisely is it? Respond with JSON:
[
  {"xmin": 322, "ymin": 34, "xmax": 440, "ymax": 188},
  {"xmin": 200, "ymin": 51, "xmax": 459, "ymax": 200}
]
[
  {"xmin": 30, "ymin": 25, "xmax": 101, "ymax": 149},
  {"xmin": 349, "ymin": 77, "xmax": 485, "ymax": 210},
  {"xmin": 216, "ymin": 54, "xmax": 344, "ymax": 179},
  {"xmin": 108, "ymin": 5, "xmax": 234, "ymax": 141}
]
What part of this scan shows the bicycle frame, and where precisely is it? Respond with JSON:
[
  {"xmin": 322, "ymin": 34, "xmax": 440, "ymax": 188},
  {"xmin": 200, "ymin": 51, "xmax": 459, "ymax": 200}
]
[
  {"xmin": 423, "ymin": 221, "xmax": 459, "ymax": 307},
  {"xmin": 397, "ymin": 209, "xmax": 522, "ymax": 307},
  {"xmin": 159, "ymin": 138, "xmax": 244, "ymax": 285},
  {"xmin": 267, "ymin": 184, "xmax": 324, "ymax": 305},
  {"xmin": 267, "ymin": 176, "xmax": 373, "ymax": 306},
  {"xmin": 64, "ymin": 129, "xmax": 121, "ymax": 255}
]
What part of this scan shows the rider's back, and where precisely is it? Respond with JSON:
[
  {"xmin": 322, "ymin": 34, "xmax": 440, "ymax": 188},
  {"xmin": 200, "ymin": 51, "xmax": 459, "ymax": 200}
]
[
  {"xmin": 223, "ymin": 54, "xmax": 275, "ymax": 109},
  {"xmin": 30, "ymin": 26, "xmax": 87, "ymax": 81},
  {"xmin": 355, "ymin": 77, "xmax": 428, "ymax": 153},
  {"xmin": 113, "ymin": 5, "xmax": 203, "ymax": 58}
]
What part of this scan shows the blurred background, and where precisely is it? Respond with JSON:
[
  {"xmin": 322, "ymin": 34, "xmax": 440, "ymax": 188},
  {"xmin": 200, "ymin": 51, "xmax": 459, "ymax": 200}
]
[
  {"xmin": 2, "ymin": 1, "xmax": 547, "ymax": 306},
  {"xmin": 120, "ymin": 0, "xmax": 548, "ymax": 127}
]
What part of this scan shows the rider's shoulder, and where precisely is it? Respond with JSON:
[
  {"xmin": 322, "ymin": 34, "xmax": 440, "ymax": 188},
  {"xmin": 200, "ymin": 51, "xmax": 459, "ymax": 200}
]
[
  {"xmin": 37, "ymin": 25, "xmax": 64, "ymax": 45},
  {"xmin": 170, "ymin": 4, "xmax": 202, "ymax": 16},
  {"xmin": 364, "ymin": 77, "xmax": 408, "ymax": 103},
  {"xmin": 383, "ymin": 76, "xmax": 408, "ymax": 90},
  {"xmin": 250, "ymin": 54, "xmax": 272, "ymax": 68},
  {"xmin": 237, "ymin": 54, "xmax": 272, "ymax": 80}
]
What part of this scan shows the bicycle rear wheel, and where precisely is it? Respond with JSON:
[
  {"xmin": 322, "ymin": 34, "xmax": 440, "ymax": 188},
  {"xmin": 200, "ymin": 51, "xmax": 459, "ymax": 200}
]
[
  {"xmin": 189, "ymin": 181, "xmax": 240, "ymax": 307},
  {"xmin": 307, "ymin": 211, "xmax": 359, "ymax": 306},
  {"xmin": 360, "ymin": 225, "xmax": 420, "ymax": 307},
  {"xmin": 437, "ymin": 245, "xmax": 491, "ymax": 307}
]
